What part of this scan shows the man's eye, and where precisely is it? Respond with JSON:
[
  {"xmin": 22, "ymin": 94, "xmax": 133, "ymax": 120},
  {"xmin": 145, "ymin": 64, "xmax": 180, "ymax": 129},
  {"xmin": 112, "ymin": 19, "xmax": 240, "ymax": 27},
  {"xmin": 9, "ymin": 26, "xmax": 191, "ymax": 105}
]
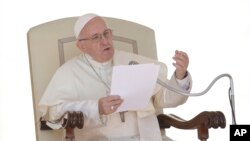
[
  {"xmin": 91, "ymin": 36, "xmax": 99, "ymax": 40},
  {"xmin": 104, "ymin": 32, "xmax": 109, "ymax": 37}
]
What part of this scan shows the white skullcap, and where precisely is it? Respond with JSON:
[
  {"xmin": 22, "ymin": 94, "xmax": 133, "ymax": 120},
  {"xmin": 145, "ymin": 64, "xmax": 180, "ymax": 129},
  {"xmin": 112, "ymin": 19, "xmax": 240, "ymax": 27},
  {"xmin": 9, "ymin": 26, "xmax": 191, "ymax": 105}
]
[{"xmin": 74, "ymin": 13, "xmax": 98, "ymax": 39}]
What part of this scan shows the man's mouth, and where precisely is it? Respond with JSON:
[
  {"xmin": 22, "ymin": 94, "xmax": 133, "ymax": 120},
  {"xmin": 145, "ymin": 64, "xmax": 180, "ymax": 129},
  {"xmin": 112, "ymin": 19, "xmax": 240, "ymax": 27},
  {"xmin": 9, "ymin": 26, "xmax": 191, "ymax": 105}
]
[{"xmin": 104, "ymin": 47, "xmax": 110, "ymax": 51}]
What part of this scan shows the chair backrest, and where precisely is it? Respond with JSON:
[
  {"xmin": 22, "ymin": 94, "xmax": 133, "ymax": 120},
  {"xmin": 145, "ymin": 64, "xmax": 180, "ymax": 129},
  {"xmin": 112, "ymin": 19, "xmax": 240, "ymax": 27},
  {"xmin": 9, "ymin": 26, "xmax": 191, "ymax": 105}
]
[{"xmin": 28, "ymin": 16, "xmax": 158, "ymax": 141}]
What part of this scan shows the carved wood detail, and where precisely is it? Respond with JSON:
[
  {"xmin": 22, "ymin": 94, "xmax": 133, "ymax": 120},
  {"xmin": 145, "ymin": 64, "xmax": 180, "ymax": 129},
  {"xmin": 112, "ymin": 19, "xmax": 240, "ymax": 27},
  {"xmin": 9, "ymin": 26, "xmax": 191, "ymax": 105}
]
[{"xmin": 40, "ymin": 111, "xmax": 226, "ymax": 141}]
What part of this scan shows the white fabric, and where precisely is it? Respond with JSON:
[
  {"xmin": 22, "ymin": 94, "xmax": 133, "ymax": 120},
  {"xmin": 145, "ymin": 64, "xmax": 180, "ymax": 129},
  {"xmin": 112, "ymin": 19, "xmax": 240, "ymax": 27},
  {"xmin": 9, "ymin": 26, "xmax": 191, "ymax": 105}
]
[
  {"xmin": 176, "ymin": 76, "xmax": 190, "ymax": 91},
  {"xmin": 38, "ymin": 50, "xmax": 192, "ymax": 141},
  {"xmin": 74, "ymin": 13, "xmax": 98, "ymax": 39}
]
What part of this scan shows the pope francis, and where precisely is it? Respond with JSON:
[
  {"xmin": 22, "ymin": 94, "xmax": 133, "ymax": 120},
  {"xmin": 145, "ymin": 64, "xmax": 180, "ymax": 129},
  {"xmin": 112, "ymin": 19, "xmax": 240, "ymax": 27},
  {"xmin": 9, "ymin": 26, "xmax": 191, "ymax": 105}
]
[{"xmin": 39, "ymin": 13, "xmax": 192, "ymax": 141}]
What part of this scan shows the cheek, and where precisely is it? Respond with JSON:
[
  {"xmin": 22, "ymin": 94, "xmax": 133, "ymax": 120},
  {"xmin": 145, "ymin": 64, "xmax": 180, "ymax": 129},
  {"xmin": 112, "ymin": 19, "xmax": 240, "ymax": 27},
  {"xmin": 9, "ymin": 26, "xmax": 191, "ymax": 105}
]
[
  {"xmin": 85, "ymin": 45, "xmax": 100, "ymax": 56},
  {"xmin": 89, "ymin": 44, "xmax": 102, "ymax": 53},
  {"xmin": 79, "ymin": 42, "xmax": 94, "ymax": 52}
]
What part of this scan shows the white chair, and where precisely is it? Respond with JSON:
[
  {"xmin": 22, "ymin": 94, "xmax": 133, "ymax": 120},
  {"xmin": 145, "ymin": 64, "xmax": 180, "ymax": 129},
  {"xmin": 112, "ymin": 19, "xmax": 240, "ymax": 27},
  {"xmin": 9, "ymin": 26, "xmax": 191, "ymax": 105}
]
[{"xmin": 27, "ymin": 16, "xmax": 226, "ymax": 141}]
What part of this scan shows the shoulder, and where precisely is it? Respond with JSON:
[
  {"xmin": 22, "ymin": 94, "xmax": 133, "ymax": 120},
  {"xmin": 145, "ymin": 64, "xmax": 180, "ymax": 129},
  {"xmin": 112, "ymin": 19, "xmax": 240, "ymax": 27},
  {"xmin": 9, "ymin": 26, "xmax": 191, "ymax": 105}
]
[
  {"xmin": 55, "ymin": 55, "xmax": 83, "ymax": 75},
  {"xmin": 113, "ymin": 50, "xmax": 156, "ymax": 63},
  {"xmin": 114, "ymin": 49, "xmax": 167, "ymax": 76},
  {"xmin": 114, "ymin": 50, "xmax": 166, "ymax": 66}
]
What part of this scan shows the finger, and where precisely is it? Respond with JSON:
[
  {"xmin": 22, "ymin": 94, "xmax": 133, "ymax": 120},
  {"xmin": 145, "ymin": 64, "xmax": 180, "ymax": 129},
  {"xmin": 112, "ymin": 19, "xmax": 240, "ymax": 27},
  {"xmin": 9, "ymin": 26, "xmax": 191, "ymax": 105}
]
[
  {"xmin": 172, "ymin": 56, "xmax": 184, "ymax": 64},
  {"xmin": 110, "ymin": 105, "xmax": 115, "ymax": 111},
  {"xmin": 173, "ymin": 54, "xmax": 188, "ymax": 63},
  {"xmin": 110, "ymin": 99, "xmax": 123, "ymax": 105},
  {"xmin": 106, "ymin": 95, "xmax": 122, "ymax": 102},
  {"xmin": 109, "ymin": 103, "xmax": 121, "ymax": 113},
  {"xmin": 176, "ymin": 50, "xmax": 188, "ymax": 57},
  {"xmin": 109, "ymin": 104, "xmax": 119, "ymax": 111},
  {"xmin": 172, "ymin": 60, "xmax": 185, "ymax": 69},
  {"xmin": 172, "ymin": 54, "xmax": 189, "ymax": 69},
  {"xmin": 104, "ymin": 97, "xmax": 123, "ymax": 114},
  {"xmin": 104, "ymin": 104, "xmax": 116, "ymax": 114},
  {"xmin": 174, "ymin": 50, "xmax": 188, "ymax": 60},
  {"xmin": 173, "ymin": 58, "xmax": 185, "ymax": 66},
  {"xmin": 109, "ymin": 103, "xmax": 121, "ymax": 114},
  {"xmin": 99, "ymin": 97, "xmax": 118, "ymax": 115},
  {"xmin": 181, "ymin": 52, "xmax": 188, "ymax": 59},
  {"xmin": 108, "ymin": 98, "xmax": 123, "ymax": 110}
]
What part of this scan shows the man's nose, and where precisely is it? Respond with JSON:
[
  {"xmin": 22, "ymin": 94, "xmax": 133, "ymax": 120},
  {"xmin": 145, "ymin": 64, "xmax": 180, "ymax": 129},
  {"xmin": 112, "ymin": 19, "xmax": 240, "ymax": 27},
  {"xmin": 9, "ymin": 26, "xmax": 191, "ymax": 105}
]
[{"xmin": 100, "ymin": 34, "xmax": 109, "ymax": 44}]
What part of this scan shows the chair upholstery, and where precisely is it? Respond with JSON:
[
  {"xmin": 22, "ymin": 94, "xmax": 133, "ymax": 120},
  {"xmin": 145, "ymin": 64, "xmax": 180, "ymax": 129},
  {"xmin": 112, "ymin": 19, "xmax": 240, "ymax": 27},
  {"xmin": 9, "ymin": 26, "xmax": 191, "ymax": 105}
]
[{"xmin": 27, "ymin": 16, "xmax": 226, "ymax": 141}]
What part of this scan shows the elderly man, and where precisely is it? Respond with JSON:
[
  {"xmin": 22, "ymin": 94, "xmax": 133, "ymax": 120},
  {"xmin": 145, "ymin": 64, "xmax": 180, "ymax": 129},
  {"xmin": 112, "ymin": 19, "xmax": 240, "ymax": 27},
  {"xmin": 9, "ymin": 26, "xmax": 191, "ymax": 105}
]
[{"xmin": 39, "ymin": 13, "xmax": 192, "ymax": 141}]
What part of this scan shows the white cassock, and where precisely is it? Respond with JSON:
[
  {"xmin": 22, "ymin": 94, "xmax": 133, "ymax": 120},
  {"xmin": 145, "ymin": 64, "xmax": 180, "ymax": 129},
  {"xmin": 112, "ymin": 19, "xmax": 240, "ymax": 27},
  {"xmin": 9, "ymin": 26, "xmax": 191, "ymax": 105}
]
[{"xmin": 39, "ymin": 49, "xmax": 192, "ymax": 141}]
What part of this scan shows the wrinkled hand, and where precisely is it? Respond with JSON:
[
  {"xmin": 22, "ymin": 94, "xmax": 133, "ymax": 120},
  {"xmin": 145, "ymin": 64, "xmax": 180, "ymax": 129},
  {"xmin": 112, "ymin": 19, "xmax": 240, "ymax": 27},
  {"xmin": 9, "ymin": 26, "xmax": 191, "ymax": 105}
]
[
  {"xmin": 172, "ymin": 50, "xmax": 189, "ymax": 79},
  {"xmin": 98, "ymin": 95, "xmax": 123, "ymax": 115}
]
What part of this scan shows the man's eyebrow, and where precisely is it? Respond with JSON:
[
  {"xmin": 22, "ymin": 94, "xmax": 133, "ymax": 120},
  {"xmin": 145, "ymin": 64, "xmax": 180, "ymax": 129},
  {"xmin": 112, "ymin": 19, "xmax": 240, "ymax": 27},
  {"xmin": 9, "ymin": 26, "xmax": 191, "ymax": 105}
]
[{"xmin": 90, "ymin": 29, "xmax": 109, "ymax": 37}]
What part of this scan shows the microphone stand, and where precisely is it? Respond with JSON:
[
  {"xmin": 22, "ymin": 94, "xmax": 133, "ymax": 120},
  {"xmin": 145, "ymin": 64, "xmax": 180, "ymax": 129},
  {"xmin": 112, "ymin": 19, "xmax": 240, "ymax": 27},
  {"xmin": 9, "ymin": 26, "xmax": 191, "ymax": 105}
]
[
  {"xmin": 157, "ymin": 73, "xmax": 236, "ymax": 125},
  {"xmin": 129, "ymin": 61, "xmax": 236, "ymax": 124}
]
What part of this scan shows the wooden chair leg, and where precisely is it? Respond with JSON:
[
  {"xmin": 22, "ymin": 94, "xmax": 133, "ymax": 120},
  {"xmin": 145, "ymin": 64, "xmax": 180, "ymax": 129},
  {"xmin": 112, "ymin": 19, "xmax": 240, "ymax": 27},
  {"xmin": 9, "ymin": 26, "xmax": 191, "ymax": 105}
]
[
  {"xmin": 198, "ymin": 124, "xmax": 208, "ymax": 141},
  {"xmin": 40, "ymin": 111, "xmax": 84, "ymax": 141},
  {"xmin": 65, "ymin": 128, "xmax": 75, "ymax": 141},
  {"xmin": 63, "ymin": 111, "xmax": 84, "ymax": 141}
]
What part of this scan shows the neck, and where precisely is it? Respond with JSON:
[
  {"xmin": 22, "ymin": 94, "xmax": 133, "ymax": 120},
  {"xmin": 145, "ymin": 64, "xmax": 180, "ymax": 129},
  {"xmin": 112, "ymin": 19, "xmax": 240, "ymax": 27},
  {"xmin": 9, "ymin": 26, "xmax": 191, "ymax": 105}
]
[{"xmin": 84, "ymin": 53, "xmax": 113, "ymax": 67}]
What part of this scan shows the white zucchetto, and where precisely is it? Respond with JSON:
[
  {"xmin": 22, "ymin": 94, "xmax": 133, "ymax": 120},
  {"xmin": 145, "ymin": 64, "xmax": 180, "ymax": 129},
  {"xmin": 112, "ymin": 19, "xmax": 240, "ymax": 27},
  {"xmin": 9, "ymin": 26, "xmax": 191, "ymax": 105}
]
[{"xmin": 74, "ymin": 13, "xmax": 98, "ymax": 39}]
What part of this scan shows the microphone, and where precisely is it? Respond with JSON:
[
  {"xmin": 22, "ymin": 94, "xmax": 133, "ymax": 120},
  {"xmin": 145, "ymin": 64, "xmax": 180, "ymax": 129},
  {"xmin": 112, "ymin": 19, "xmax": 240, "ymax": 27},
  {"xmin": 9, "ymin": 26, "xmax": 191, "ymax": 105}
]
[
  {"xmin": 128, "ymin": 61, "xmax": 139, "ymax": 65},
  {"xmin": 128, "ymin": 60, "xmax": 236, "ymax": 125}
]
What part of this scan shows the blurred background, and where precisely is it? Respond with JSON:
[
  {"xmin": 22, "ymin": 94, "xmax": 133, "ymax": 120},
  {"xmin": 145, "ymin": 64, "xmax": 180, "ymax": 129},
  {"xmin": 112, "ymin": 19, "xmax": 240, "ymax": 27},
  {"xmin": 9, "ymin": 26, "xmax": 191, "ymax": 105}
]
[{"xmin": 1, "ymin": 0, "xmax": 249, "ymax": 140}]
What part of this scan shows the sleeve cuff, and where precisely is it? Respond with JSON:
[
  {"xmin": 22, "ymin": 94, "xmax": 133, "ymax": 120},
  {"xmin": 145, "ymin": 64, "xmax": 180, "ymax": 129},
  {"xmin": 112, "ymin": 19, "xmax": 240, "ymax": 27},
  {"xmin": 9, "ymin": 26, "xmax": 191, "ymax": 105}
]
[{"xmin": 176, "ymin": 73, "xmax": 190, "ymax": 91}]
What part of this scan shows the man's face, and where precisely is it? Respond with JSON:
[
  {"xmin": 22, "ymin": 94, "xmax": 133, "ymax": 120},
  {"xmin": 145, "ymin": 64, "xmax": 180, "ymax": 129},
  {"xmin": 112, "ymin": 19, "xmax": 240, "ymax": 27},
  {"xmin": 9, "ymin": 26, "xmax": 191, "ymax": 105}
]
[{"xmin": 76, "ymin": 17, "xmax": 114, "ymax": 63}]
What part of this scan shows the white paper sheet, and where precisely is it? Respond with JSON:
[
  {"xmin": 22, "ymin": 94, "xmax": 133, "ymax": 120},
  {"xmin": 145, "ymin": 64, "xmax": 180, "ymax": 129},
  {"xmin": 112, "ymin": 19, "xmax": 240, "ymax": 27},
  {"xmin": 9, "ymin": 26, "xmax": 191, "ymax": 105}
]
[{"xmin": 110, "ymin": 63, "xmax": 160, "ymax": 112}]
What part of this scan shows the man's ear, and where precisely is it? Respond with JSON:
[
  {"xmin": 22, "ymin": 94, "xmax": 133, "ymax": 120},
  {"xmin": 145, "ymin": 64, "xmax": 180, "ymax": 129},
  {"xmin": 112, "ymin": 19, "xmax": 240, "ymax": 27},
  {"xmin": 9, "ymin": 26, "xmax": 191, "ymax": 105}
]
[{"xmin": 76, "ymin": 41, "xmax": 85, "ymax": 52}]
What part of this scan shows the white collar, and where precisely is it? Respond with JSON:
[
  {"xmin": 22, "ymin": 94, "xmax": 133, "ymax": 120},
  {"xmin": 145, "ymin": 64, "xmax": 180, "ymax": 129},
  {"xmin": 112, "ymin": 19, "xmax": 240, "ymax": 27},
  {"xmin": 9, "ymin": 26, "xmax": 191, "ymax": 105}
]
[{"xmin": 83, "ymin": 53, "xmax": 113, "ymax": 69}]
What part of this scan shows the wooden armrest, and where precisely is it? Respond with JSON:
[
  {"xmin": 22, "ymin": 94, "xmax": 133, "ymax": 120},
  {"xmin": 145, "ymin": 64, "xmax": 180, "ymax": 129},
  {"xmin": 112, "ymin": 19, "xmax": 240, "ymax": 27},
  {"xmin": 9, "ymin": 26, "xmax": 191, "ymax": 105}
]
[
  {"xmin": 157, "ymin": 111, "xmax": 226, "ymax": 141},
  {"xmin": 40, "ymin": 111, "xmax": 226, "ymax": 141},
  {"xmin": 40, "ymin": 111, "xmax": 84, "ymax": 130},
  {"xmin": 40, "ymin": 111, "xmax": 84, "ymax": 140}
]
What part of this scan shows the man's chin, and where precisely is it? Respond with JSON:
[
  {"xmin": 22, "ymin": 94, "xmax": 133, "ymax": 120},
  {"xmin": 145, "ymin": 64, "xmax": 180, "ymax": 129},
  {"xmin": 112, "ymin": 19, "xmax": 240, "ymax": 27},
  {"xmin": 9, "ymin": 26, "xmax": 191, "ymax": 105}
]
[{"xmin": 101, "ymin": 51, "xmax": 114, "ymax": 62}]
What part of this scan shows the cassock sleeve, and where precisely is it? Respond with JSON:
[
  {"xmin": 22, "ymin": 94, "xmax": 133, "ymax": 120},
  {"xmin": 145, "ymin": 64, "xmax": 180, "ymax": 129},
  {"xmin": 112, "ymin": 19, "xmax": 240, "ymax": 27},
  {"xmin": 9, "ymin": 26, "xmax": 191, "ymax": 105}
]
[
  {"xmin": 48, "ymin": 101, "xmax": 106, "ymax": 129},
  {"xmin": 153, "ymin": 63, "xmax": 192, "ymax": 108},
  {"xmin": 39, "ymin": 65, "xmax": 106, "ymax": 129}
]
